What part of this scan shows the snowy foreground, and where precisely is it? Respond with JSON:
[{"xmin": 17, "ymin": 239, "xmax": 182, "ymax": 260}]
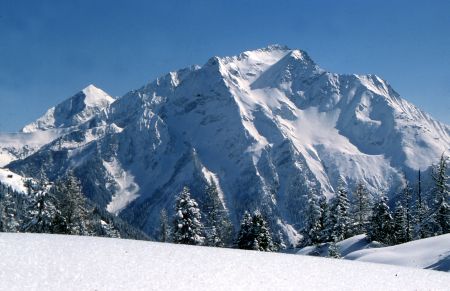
[
  {"xmin": 346, "ymin": 234, "xmax": 450, "ymax": 271},
  {"xmin": 1, "ymin": 233, "xmax": 449, "ymax": 290},
  {"xmin": 297, "ymin": 234, "xmax": 450, "ymax": 272}
]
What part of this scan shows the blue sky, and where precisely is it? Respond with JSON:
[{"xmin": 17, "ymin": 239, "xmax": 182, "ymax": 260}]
[{"xmin": 0, "ymin": 0, "xmax": 449, "ymax": 131}]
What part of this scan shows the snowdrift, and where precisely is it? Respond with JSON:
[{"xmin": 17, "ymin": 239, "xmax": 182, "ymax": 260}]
[
  {"xmin": 346, "ymin": 233, "xmax": 450, "ymax": 272},
  {"xmin": 0, "ymin": 233, "xmax": 449, "ymax": 290}
]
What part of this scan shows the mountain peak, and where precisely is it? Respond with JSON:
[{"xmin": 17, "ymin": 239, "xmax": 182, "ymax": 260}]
[
  {"xmin": 81, "ymin": 84, "xmax": 115, "ymax": 107},
  {"xmin": 21, "ymin": 85, "xmax": 115, "ymax": 133}
]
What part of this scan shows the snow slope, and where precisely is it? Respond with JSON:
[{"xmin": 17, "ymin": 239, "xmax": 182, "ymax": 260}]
[
  {"xmin": 346, "ymin": 234, "xmax": 450, "ymax": 272},
  {"xmin": 21, "ymin": 84, "xmax": 114, "ymax": 133},
  {"xmin": 0, "ymin": 233, "xmax": 448, "ymax": 291},
  {"xmin": 296, "ymin": 234, "xmax": 450, "ymax": 272},
  {"xmin": 4, "ymin": 45, "xmax": 450, "ymax": 241},
  {"xmin": 0, "ymin": 168, "xmax": 27, "ymax": 193},
  {"xmin": 296, "ymin": 234, "xmax": 383, "ymax": 257}
]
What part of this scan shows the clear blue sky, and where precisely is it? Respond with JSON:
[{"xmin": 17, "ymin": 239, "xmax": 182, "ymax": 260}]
[{"xmin": 0, "ymin": 0, "xmax": 449, "ymax": 132}]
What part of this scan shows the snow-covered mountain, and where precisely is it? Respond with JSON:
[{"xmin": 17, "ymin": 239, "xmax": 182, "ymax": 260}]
[
  {"xmin": 21, "ymin": 84, "xmax": 115, "ymax": 133},
  {"xmin": 3, "ymin": 45, "xmax": 450, "ymax": 241},
  {"xmin": 0, "ymin": 85, "xmax": 114, "ymax": 167}
]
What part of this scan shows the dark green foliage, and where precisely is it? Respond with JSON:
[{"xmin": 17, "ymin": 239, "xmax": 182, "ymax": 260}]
[
  {"xmin": 172, "ymin": 187, "xmax": 204, "ymax": 245},
  {"xmin": 393, "ymin": 201, "xmax": 408, "ymax": 244},
  {"xmin": 350, "ymin": 181, "xmax": 372, "ymax": 235},
  {"xmin": 328, "ymin": 241, "xmax": 341, "ymax": 258},
  {"xmin": 158, "ymin": 208, "xmax": 170, "ymax": 242},
  {"xmin": 328, "ymin": 178, "xmax": 351, "ymax": 241},
  {"xmin": 301, "ymin": 189, "xmax": 323, "ymax": 246},
  {"xmin": 368, "ymin": 196, "xmax": 394, "ymax": 245},
  {"xmin": 203, "ymin": 180, "xmax": 233, "ymax": 247},
  {"xmin": 22, "ymin": 180, "xmax": 57, "ymax": 233},
  {"xmin": 428, "ymin": 154, "xmax": 450, "ymax": 235},
  {"xmin": 236, "ymin": 210, "xmax": 273, "ymax": 251}
]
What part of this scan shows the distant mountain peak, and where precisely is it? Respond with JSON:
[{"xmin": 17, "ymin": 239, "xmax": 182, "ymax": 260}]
[{"xmin": 21, "ymin": 85, "xmax": 114, "ymax": 133}]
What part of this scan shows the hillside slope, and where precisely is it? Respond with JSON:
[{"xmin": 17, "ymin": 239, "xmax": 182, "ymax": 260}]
[
  {"xmin": 345, "ymin": 234, "xmax": 450, "ymax": 271},
  {"xmin": 0, "ymin": 233, "xmax": 449, "ymax": 290}
]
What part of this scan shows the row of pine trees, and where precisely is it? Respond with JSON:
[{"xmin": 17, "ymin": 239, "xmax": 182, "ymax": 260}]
[
  {"xmin": 0, "ymin": 173, "xmax": 148, "ymax": 240},
  {"xmin": 159, "ymin": 154, "xmax": 449, "ymax": 253},
  {"xmin": 302, "ymin": 154, "xmax": 449, "ymax": 251},
  {"xmin": 158, "ymin": 183, "xmax": 276, "ymax": 251},
  {"xmin": 1, "ymin": 155, "xmax": 448, "ymax": 254}
]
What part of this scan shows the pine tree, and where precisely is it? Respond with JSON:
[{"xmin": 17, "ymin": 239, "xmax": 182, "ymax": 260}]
[
  {"xmin": 91, "ymin": 207, "xmax": 120, "ymax": 238},
  {"xmin": 22, "ymin": 180, "xmax": 57, "ymax": 233},
  {"xmin": 368, "ymin": 196, "xmax": 394, "ymax": 245},
  {"xmin": 413, "ymin": 170, "xmax": 429, "ymax": 239},
  {"xmin": 172, "ymin": 187, "xmax": 204, "ymax": 245},
  {"xmin": 203, "ymin": 180, "xmax": 232, "ymax": 247},
  {"xmin": 428, "ymin": 154, "xmax": 450, "ymax": 235},
  {"xmin": 251, "ymin": 210, "xmax": 273, "ymax": 251},
  {"xmin": 328, "ymin": 240, "xmax": 341, "ymax": 258},
  {"xmin": 400, "ymin": 181, "xmax": 413, "ymax": 241},
  {"xmin": 393, "ymin": 201, "xmax": 408, "ymax": 244},
  {"xmin": 236, "ymin": 210, "xmax": 273, "ymax": 251},
  {"xmin": 158, "ymin": 208, "xmax": 170, "ymax": 242},
  {"xmin": 328, "ymin": 178, "xmax": 351, "ymax": 241},
  {"xmin": 0, "ymin": 188, "xmax": 20, "ymax": 232},
  {"xmin": 54, "ymin": 174, "xmax": 90, "ymax": 235},
  {"xmin": 318, "ymin": 197, "xmax": 330, "ymax": 242},
  {"xmin": 350, "ymin": 181, "xmax": 372, "ymax": 235},
  {"xmin": 236, "ymin": 211, "xmax": 253, "ymax": 249},
  {"xmin": 301, "ymin": 189, "xmax": 323, "ymax": 246}
]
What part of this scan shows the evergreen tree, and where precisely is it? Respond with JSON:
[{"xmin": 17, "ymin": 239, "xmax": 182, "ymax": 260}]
[
  {"xmin": 428, "ymin": 154, "xmax": 450, "ymax": 235},
  {"xmin": 158, "ymin": 208, "xmax": 170, "ymax": 242},
  {"xmin": 54, "ymin": 174, "xmax": 90, "ymax": 235},
  {"xmin": 400, "ymin": 180, "xmax": 414, "ymax": 241},
  {"xmin": 328, "ymin": 178, "xmax": 351, "ymax": 241},
  {"xmin": 236, "ymin": 211, "xmax": 253, "ymax": 249},
  {"xmin": 318, "ymin": 197, "xmax": 330, "ymax": 242},
  {"xmin": 301, "ymin": 189, "xmax": 323, "ymax": 246},
  {"xmin": 236, "ymin": 210, "xmax": 273, "ymax": 251},
  {"xmin": 172, "ymin": 187, "xmax": 204, "ymax": 245},
  {"xmin": 272, "ymin": 230, "xmax": 287, "ymax": 251},
  {"xmin": 393, "ymin": 201, "xmax": 408, "ymax": 244},
  {"xmin": 91, "ymin": 207, "xmax": 120, "ymax": 238},
  {"xmin": 413, "ymin": 170, "xmax": 430, "ymax": 239},
  {"xmin": 203, "ymin": 180, "xmax": 232, "ymax": 247},
  {"xmin": 368, "ymin": 196, "xmax": 394, "ymax": 245},
  {"xmin": 251, "ymin": 210, "xmax": 273, "ymax": 251},
  {"xmin": 0, "ymin": 187, "xmax": 21, "ymax": 232},
  {"xmin": 22, "ymin": 180, "xmax": 57, "ymax": 233},
  {"xmin": 328, "ymin": 241, "xmax": 341, "ymax": 258},
  {"xmin": 350, "ymin": 181, "xmax": 372, "ymax": 235}
]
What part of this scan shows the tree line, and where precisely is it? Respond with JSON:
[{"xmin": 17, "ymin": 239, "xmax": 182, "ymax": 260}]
[
  {"xmin": 1, "ymin": 154, "xmax": 448, "ymax": 254},
  {"xmin": 160, "ymin": 154, "xmax": 449, "ymax": 254},
  {"xmin": 301, "ymin": 154, "xmax": 449, "ymax": 254},
  {"xmin": 0, "ymin": 173, "xmax": 149, "ymax": 240},
  {"xmin": 158, "ymin": 181, "xmax": 278, "ymax": 251}
]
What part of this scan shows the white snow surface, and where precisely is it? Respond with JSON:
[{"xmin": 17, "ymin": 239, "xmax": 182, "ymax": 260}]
[
  {"xmin": 0, "ymin": 168, "xmax": 27, "ymax": 193},
  {"xmin": 296, "ymin": 234, "xmax": 450, "ymax": 272},
  {"xmin": 346, "ymin": 234, "xmax": 450, "ymax": 271},
  {"xmin": 0, "ymin": 233, "xmax": 449, "ymax": 291},
  {"xmin": 104, "ymin": 158, "xmax": 140, "ymax": 214},
  {"xmin": 21, "ymin": 84, "xmax": 114, "ymax": 133}
]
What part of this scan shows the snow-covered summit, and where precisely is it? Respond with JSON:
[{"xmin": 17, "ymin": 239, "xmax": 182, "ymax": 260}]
[
  {"xmin": 21, "ymin": 84, "xmax": 114, "ymax": 133},
  {"xmin": 4, "ymin": 46, "xmax": 450, "ymax": 242}
]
